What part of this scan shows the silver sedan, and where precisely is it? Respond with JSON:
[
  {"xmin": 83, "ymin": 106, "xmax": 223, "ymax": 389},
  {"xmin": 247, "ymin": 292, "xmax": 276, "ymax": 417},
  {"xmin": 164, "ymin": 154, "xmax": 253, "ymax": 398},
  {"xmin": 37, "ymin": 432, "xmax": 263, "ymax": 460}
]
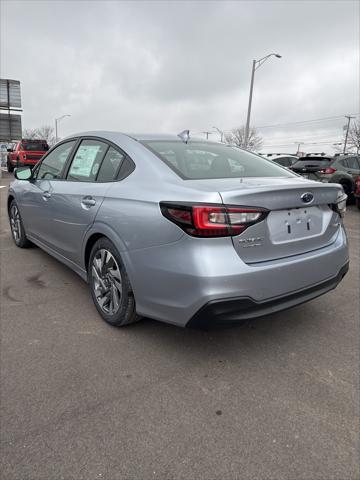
[{"xmin": 7, "ymin": 132, "xmax": 349, "ymax": 328}]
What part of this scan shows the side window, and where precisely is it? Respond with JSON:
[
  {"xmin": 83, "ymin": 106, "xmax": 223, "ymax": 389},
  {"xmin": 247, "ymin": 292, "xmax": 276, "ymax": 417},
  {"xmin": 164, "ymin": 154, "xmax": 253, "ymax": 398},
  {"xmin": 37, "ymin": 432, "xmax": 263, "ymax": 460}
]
[
  {"xmin": 346, "ymin": 157, "xmax": 360, "ymax": 169},
  {"xmin": 277, "ymin": 158, "xmax": 289, "ymax": 167},
  {"xmin": 67, "ymin": 140, "xmax": 107, "ymax": 182},
  {"xmin": 36, "ymin": 141, "xmax": 76, "ymax": 180},
  {"xmin": 117, "ymin": 156, "xmax": 135, "ymax": 180},
  {"xmin": 339, "ymin": 159, "xmax": 348, "ymax": 168},
  {"xmin": 97, "ymin": 147, "xmax": 125, "ymax": 182}
]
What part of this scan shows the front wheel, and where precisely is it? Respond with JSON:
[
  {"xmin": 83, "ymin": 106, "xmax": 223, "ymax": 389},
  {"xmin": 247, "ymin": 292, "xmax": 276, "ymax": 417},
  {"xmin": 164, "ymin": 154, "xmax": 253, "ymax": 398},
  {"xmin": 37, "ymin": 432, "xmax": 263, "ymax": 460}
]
[
  {"xmin": 88, "ymin": 238, "xmax": 141, "ymax": 327},
  {"xmin": 9, "ymin": 200, "xmax": 31, "ymax": 248}
]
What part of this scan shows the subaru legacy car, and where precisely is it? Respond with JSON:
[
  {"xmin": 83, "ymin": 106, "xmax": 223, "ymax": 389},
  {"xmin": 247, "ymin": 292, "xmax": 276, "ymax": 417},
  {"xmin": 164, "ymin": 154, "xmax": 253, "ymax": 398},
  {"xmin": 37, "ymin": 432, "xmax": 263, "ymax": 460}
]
[{"xmin": 8, "ymin": 131, "xmax": 349, "ymax": 328}]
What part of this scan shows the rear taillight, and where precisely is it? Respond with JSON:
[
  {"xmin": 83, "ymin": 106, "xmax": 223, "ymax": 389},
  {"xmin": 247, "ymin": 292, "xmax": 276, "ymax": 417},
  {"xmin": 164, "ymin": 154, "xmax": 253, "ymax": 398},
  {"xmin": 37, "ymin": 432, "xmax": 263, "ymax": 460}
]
[
  {"xmin": 320, "ymin": 167, "xmax": 337, "ymax": 174},
  {"xmin": 331, "ymin": 192, "xmax": 347, "ymax": 217},
  {"xmin": 160, "ymin": 203, "xmax": 268, "ymax": 237}
]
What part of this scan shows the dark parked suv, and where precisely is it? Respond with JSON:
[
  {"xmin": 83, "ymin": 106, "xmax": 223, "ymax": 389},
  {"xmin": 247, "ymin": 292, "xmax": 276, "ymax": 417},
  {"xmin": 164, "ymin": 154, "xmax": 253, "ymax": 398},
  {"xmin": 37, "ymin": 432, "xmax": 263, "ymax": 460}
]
[{"xmin": 290, "ymin": 154, "xmax": 360, "ymax": 198}]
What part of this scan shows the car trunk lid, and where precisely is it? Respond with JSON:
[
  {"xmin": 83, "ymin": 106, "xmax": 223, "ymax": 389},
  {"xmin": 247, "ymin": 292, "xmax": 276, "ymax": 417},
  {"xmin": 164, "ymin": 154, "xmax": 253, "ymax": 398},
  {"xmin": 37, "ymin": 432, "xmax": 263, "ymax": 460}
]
[{"xmin": 217, "ymin": 178, "xmax": 342, "ymax": 264}]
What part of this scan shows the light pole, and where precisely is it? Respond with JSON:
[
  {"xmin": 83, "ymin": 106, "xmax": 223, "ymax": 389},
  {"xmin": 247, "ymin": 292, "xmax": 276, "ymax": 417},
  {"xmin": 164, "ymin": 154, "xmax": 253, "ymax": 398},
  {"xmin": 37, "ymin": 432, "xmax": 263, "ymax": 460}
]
[
  {"xmin": 213, "ymin": 126, "xmax": 224, "ymax": 142},
  {"xmin": 55, "ymin": 114, "xmax": 71, "ymax": 143},
  {"xmin": 244, "ymin": 53, "xmax": 282, "ymax": 148}
]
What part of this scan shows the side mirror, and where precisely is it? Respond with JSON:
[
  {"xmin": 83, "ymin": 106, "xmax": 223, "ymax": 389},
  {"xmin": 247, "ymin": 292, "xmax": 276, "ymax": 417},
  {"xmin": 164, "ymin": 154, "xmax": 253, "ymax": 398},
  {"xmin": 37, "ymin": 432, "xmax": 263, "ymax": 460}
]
[{"xmin": 14, "ymin": 167, "xmax": 33, "ymax": 181}]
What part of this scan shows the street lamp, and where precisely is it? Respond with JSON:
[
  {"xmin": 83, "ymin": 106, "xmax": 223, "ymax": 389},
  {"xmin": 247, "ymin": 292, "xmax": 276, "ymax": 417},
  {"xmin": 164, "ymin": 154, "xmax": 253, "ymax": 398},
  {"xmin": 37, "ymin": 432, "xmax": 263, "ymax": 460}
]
[
  {"xmin": 55, "ymin": 114, "xmax": 71, "ymax": 143},
  {"xmin": 244, "ymin": 53, "xmax": 282, "ymax": 148},
  {"xmin": 212, "ymin": 126, "xmax": 224, "ymax": 143}
]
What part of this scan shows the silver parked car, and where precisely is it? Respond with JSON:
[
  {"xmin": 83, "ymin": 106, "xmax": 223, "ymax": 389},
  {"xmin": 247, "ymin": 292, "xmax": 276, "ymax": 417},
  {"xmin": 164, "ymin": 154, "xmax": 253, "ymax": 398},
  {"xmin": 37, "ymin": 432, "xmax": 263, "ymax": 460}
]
[{"xmin": 8, "ymin": 131, "xmax": 349, "ymax": 328}]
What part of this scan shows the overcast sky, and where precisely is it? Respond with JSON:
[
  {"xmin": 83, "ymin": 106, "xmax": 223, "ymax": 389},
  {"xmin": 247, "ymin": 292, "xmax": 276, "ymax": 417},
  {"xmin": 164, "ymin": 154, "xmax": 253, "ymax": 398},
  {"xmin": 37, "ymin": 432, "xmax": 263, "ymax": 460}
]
[{"xmin": 1, "ymin": 0, "xmax": 359, "ymax": 152}]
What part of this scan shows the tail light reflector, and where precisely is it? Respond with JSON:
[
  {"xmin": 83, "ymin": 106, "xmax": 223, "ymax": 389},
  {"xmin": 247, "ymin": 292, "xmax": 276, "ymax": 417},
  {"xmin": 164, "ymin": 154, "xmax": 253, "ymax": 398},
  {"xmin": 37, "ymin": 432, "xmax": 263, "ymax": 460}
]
[
  {"xmin": 320, "ymin": 167, "xmax": 337, "ymax": 174},
  {"xmin": 160, "ymin": 203, "xmax": 268, "ymax": 237},
  {"xmin": 331, "ymin": 192, "xmax": 347, "ymax": 217}
]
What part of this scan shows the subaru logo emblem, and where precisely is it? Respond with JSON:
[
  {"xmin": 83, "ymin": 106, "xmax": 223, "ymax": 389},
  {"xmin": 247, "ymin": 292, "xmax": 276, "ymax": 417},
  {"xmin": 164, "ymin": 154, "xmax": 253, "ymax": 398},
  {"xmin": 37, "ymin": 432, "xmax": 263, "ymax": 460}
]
[{"xmin": 301, "ymin": 192, "xmax": 314, "ymax": 203}]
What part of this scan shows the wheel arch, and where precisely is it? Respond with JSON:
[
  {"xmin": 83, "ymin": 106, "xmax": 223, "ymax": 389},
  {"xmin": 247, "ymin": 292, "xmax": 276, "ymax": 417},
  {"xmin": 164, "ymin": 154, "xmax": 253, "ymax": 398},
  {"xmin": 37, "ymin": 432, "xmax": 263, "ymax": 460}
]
[
  {"xmin": 84, "ymin": 233, "xmax": 105, "ymax": 271},
  {"xmin": 331, "ymin": 174, "xmax": 355, "ymax": 193},
  {"xmin": 7, "ymin": 194, "xmax": 15, "ymax": 213},
  {"xmin": 82, "ymin": 224, "xmax": 129, "ymax": 272}
]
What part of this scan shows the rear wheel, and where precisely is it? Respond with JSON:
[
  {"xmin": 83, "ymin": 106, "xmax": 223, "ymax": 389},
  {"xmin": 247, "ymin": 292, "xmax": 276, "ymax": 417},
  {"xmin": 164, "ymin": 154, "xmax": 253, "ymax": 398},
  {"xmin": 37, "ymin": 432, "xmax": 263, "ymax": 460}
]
[
  {"xmin": 7, "ymin": 159, "xmax": 14, "ymax": 173},
  {"xmin": 9, "ymin": 200, "xmax": 31, "ymax": 248},
  {"xmin": 339, "ymin": 181, "xmax": 354, "ymax": 204},
  {"xmin": 88, "ymin": 238, "xmax": 140, "ymax": 327}
]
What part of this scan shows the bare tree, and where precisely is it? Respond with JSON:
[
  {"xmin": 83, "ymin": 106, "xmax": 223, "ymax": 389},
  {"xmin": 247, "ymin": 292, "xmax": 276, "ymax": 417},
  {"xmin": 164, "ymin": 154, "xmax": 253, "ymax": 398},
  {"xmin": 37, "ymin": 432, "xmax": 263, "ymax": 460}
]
[
  {"xmin": 344, "ymin": 120, "xmax": 360, "ymax": 154},
  {"xmin": 224, "ymin": 126, "xmax": 263, "ymax": 151},
  {"xmin": 23, "ymin": 125, "xmax": 56, "ymax": 146}
]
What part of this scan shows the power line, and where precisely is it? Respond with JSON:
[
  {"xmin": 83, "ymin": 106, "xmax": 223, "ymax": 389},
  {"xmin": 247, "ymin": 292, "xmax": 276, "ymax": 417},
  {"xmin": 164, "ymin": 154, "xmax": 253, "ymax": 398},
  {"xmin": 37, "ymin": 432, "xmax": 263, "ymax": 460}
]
[
  {"xmin": 262, "ymin": 140, "xmax": 342, "ymax": 147},
  {"xmin": 261, "ymin": 132, "xmax": 344, "ymax": 142},
  {"xmin": 255, "ymin": 113, "xmax": 359, "ymax": 130}
]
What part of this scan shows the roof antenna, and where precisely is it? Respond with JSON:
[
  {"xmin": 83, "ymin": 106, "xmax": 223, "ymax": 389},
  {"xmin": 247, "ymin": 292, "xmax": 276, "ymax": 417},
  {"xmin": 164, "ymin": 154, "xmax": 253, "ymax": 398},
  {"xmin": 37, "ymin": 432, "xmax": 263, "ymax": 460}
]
[{"xmin": 178, "ymin": 129, "xmax": 190, "ymax": 144}]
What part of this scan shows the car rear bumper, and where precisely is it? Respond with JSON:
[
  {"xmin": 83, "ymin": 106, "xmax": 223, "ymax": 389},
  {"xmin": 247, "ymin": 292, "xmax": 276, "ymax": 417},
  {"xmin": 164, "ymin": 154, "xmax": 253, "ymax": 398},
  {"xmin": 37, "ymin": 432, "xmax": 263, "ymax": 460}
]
[
  {"xmin": 125, "ymin": 223, "xmax": 349, "ymax": 327},
  {"xmin": 186, "ymin": 262, "xmax": 349, "ymax": 328}
]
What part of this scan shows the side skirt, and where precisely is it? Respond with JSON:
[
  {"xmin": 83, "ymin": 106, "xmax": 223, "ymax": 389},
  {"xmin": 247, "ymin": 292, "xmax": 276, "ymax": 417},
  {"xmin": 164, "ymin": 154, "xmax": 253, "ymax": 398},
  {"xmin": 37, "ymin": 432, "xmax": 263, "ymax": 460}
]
[{"xmin": 27, "ymin": 234, "xmax": 88, "ymax": 282}]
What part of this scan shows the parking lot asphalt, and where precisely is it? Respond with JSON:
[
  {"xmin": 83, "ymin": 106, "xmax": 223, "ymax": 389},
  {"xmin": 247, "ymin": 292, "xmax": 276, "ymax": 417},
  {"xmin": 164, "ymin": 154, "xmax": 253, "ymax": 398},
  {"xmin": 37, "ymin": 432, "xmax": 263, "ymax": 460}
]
[{"xmin": 0, "ymin": 170, "xmax": 359, "ymax": 480}]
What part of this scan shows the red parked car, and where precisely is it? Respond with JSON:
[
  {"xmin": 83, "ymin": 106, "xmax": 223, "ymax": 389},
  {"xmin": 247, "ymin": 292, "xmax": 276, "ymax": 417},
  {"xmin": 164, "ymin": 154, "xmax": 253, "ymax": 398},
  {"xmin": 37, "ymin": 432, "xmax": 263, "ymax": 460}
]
[
  {"xmin": 355, "ymin": 176, "xmax": 360, "ymax": 210},
  {"xmin": 7, "ymin": 139, "xmax": 49, "ymax": 172}
]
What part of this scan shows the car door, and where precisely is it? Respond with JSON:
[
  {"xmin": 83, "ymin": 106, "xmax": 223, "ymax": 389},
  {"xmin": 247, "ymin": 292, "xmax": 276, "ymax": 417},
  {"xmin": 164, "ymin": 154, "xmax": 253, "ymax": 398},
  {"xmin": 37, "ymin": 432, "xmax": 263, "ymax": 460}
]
[
  {"xmin": 41, "ymin": 139, "xmax": 126, "ymax": 264},
  {"xmin": 344, "ymin": 156, "xmax": 360, "ymax": 181},
  {"xmin": 19, "ymin": 140, "xmax": 78, "ymax": 243}
]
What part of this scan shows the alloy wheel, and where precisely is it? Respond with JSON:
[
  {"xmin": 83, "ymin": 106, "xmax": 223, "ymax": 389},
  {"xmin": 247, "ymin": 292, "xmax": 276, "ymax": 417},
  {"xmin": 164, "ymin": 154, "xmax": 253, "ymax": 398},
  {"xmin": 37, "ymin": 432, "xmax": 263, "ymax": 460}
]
[
  {"xmin": 91, "ymin": 249, "xmax": 123, "ymax": 315},
  {"xmin": 10, "ymin": 204, "xmax": 22, "ymax": 243}
]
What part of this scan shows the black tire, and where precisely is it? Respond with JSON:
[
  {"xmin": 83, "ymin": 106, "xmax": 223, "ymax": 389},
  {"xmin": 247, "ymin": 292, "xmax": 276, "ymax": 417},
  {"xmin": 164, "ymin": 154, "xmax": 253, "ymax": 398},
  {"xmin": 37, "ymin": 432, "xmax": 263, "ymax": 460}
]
[
  {"xmin": 88, "ymin": 237, "xmax": 141, "ymax": 327},
  {"xmin": 339, "ymin": 181, "xmax": 354, "ymax": 204},
  {"xmin": 8, "ymin": 200, "xmax": 31, "ymax": 248},
  {"xmin": 7, "ymin": 160, "xmax": 14, "ymax": 173},
  {"xmin": 356, "ymin": 197, "xmax": 360, "ymax": 210}
]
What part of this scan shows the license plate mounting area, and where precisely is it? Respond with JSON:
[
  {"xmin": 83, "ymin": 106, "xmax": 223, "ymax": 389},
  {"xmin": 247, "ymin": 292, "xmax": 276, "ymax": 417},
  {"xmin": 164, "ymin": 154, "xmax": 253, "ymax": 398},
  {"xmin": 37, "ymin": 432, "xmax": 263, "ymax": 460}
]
[{"xmin": 267, "ymin": 206, "xmax": 323, "ymax": 243}]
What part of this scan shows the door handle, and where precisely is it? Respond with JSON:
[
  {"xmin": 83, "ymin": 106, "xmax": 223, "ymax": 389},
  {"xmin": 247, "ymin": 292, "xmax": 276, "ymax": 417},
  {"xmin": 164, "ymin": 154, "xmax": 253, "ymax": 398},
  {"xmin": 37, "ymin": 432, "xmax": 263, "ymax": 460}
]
[
  {"xmin": 42, "ymin": 191, "xmax": 52, "ymax": 200},
  {"xmin": 81, "ymin": 196, "xmax": 96, "ymax": 207}
]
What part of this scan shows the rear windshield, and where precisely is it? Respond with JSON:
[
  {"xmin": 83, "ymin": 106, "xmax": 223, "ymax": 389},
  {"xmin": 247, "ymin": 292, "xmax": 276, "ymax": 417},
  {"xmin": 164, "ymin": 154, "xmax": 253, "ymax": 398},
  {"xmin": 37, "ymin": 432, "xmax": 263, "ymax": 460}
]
[
  {"xmin": 143, "ymin": 141, "xmax": 295, "ymax": 179},
  {"xmin": 21, "ymin": 142, "xmax": 49, "ymax": 151}
]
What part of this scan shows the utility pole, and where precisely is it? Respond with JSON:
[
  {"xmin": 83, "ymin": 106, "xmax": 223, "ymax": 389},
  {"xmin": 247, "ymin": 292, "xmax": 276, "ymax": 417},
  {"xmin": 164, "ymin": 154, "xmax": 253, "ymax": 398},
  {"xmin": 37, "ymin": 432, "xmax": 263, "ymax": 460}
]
[
  {"xmin": 294, "ymin": 142, "xmax": 303, "ymax": 155},
  {"xmin": 202, "ymin": 131, "xmax": 213, "ymax": 140},
  {"xmin": 343, "ymin": 115, "xmax": 355, "ymax": 154}
]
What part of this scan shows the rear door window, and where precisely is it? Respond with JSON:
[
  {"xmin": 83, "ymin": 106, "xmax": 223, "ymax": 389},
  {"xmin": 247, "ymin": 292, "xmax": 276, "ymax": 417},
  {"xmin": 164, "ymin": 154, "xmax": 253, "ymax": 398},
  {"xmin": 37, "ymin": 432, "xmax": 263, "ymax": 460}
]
[
  {"xmin": 67, "ymin": 140, "xmax": 107, "ymax": 182},
  {"xmin": 346, "ymin": 157, "xmax": 360, "ymax": 170}
]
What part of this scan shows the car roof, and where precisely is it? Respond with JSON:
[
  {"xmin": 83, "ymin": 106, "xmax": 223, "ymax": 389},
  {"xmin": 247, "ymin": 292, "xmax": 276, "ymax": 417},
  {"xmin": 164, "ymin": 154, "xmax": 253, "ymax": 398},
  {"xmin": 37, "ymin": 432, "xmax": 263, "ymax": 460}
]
[
  {"xmin": 66, "ymin": 131, "xmax": 213, "ymax": 143},
  {"xmin": 127, "ymin": 133, "xmax": 183, "ymax": 141}
]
